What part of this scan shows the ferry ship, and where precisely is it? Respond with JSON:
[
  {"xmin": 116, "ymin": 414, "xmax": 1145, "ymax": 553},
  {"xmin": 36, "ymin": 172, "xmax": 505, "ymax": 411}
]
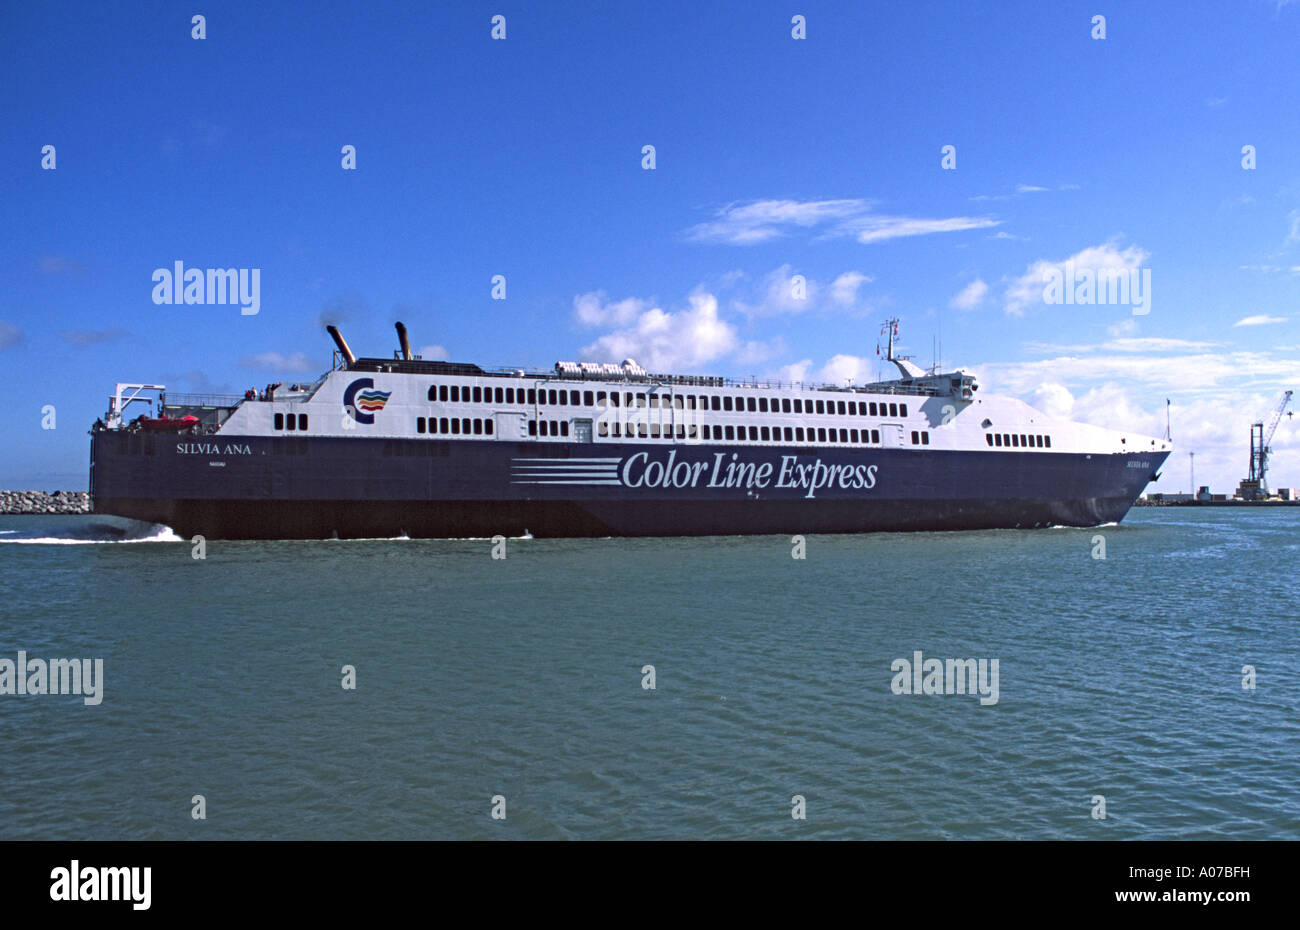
[{"xmin": 88, "ymin": 320, "xmax": 1171, "ymax": 539}]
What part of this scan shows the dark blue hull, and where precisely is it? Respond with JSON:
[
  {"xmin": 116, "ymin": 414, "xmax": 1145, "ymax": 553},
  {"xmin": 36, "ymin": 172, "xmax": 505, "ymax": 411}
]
[{"xmin": 89, "ymin": 432, "xmax": 1169, "ymax": 539}]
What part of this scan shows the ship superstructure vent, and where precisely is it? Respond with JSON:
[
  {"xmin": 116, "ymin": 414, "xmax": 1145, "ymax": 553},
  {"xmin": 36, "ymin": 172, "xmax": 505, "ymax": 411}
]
[{"xmin": 555, "ymin": 359, "xmax": 651, "ymax": 381}]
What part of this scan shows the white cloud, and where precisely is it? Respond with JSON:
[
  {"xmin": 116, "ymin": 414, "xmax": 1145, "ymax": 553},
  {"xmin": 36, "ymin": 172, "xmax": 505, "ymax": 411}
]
[
  {"xmin": 1107, "ymin": 337, "xmax": 1215, "ymax": 352},
  {"xmin": 734, "ymin": 337, "xmax": 787, "ymax": 367},
  {"xmin": 972, "ymin": 184, "xmax": 1075, "ymax": 203},
  {"xmin": 731, "ymin": 265, "xmax": 811, "ymax": 316},
  {"xmin": 1068, "ymin": 385, "xmax": 1299, "ymax": 494},
  {"xmin": 1233, "ymin": 314, "xmax": 1288, "ymax": 327},
  {"xmin": 1107, "ymin": 318, "xmax": 1138, "ymax": 338},
  {"xmin": 418, "ymin": 344, "xmax": 450, "ymax": 360},
  {"xmin": 686, "ymin": 199, "xmax": 867, "ymax": 245},
  {"xmin": 1240, "ymin": 264, "xmax": 1300, "ymax": 274},
  {"xmin": 239, "ymin": 351, "xmax": 316, "ymax": 373},
  {"xmin": 1024, "ymin": 337, "xmax": 1220, "ymax": 354},
  {"xmin": 1031, "ymin": 382, "xmax": 1075, "ymax": 419},
  {"xmin": 774, "ymin": 359, "xmax": 813, "ymax": 384},
  {"xmin": 840, "ymin": 214, "xmax": 999, "ymax": 244},
  {"xmin": 978, "ymin": 350, "xmax": 1298, "ymax": 394},
  {"xmin": 578, "ymin": 291, "xmax": 737, "ymax": 371},
  {"xmin": 770, "ymin": 353, "xmax": 884, "ymax": 387},
  {"xmin": 828, "ymin": 271, "xmax": 873, "ymax": 306},
  {"xmin": 574, "ymin": 269, "xmax": 873, "ymax": 375},
  {"xmin": 573, "ymin": 291, "xmax": 650, "ymax": 327},
  {"xmin": 819, "ymin": 353, "xmax": 875, "ymax": 386},
  {"xmin": 949, "ymin": 279, "xmax": 989, "ymax": 310},
  {"xmin": 970, "ymin": 350, "xmax": 1300, "ymax": 493},
  {"xmin": 729, "ymin": 265, "xmax": 875, "ymax": 317},
  {"xmin": 685, "ymin": 198, "xmax": 999, "ymax": 246},
  {"xmin": 1003, "ymin": 241, "xmax": 1150, "ymax": 316}
]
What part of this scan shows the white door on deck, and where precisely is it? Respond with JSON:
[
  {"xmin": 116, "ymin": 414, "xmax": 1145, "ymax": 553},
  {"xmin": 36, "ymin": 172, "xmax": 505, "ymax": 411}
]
[{"xmin": 495, "ymin": 412, "xmax": 525, "ymax": 440}]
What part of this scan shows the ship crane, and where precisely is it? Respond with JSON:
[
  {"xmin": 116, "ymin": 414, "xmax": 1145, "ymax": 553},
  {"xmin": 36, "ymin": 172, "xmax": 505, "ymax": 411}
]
[{"xmin": 1239, "ymin": 390, "xmax": 1293, "ymax": 499}]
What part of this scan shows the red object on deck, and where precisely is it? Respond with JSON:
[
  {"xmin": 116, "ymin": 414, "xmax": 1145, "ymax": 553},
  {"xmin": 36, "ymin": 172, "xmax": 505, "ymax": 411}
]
[{"xmin": 140, "ymin": 415, "xmax": 200, "ymax": 433}]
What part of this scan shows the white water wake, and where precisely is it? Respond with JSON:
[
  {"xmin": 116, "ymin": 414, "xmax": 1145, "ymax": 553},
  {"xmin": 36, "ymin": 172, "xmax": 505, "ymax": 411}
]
[{"xmin": 0, "ymin": 518, "xmax": 182, "ymax": 545}]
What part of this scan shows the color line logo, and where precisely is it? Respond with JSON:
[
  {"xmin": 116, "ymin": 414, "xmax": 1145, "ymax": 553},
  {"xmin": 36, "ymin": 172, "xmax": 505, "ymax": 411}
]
[
  {"xmin": 356, "ymin": 390, "xmax": 391, "ymax": 412},
  {"xmin": 343, "ymin": 378, "xmax": 391, "ymax": 424}
]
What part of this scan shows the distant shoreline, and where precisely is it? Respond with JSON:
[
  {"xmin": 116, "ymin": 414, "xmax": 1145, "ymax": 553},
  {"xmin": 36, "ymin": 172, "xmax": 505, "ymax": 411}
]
[
  {"xmin": 1135, "ymin": 498, "xmax": 1300, "ymax": 507},
  {"xmin": 5, "ymin": 489, "xmax": 1295, "ymax": 516}
]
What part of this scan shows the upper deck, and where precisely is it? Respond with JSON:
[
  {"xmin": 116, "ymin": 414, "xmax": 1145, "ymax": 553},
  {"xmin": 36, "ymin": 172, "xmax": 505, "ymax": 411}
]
[{"xmin": 94, "ymin": 320, "xmax": 1170, "ymax": 460}]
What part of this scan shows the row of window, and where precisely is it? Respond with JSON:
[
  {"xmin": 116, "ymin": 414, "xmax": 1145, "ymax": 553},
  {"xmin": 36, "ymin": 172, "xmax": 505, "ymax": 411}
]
[
  {"xmin": 528, "ymin": 420, "xmax": 570, "ymax": 438},
  {"xmin": 429, "ymin": 383, "xmax": 908, "ymax": 418},
  {"xmin": 410, "ymin": 415, "xmax": 917, "ymax": 445},
  {"xmin": 273, "ymin": 413, "xmax": 308, "ymax": 431},
  {"xmin": 416, "ymin": 417, "xmax": 495, "ymax": 436},
  {"xmin": 598, "ymin": 421, "xmax": 888, "ymax": 445},
  {"xmin": 987, "ymin": 433, "xmax": 1051, "ymax": 448}
]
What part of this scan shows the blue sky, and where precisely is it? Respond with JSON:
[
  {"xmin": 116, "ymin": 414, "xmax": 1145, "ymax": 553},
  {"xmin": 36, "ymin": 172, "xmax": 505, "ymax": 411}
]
[{"xmin": 2, "ymin": 0, "xmax": 1298, "ymax": 491}]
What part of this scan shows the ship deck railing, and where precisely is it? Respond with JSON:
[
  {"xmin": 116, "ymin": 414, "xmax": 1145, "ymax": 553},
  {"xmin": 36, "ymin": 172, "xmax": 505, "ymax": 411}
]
[
  {"xmin": 339, "ymin": 355, "xmax": 959, "ymax": 398},
  {"xmin": 160, "ymin": 393, "xmax": 246, "ymax": 408}
]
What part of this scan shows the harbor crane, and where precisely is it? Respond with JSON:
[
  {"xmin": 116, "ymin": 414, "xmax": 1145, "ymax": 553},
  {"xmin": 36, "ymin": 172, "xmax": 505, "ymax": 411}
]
[{"xmin": 1238, "ymin": 390, "xmax": 1293, "ymax": 500}]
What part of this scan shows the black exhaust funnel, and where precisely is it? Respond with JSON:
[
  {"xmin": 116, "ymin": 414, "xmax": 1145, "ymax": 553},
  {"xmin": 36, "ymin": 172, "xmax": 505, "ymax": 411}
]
[{"xmin": 326, "ymin": 325, "xmax": 356, "ymax": 365}]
